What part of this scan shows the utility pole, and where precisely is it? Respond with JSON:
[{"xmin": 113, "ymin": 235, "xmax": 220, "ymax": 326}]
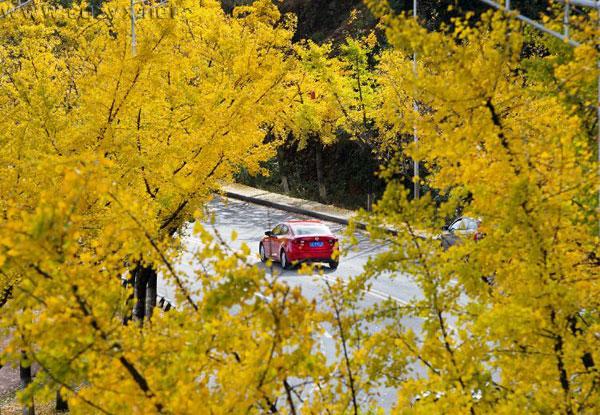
[
  {"xmin": 130, "ymin": 0, "xmax": 137, "ymax": 56},
  {"xmin": 564, "ymin": 0, "xmax": 570, "ymax": 38},
  {"xmin": 413, "ymin": 0, "xmax": 420, "ymax": 200},
  {"xmin": 130, "ymin": 1, "xmax": 168, "ymax": 57}
]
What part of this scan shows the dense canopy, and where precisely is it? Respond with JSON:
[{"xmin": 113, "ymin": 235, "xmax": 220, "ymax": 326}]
[{"xmin": 0, "ymin": 0, "xmax": 598, "ymax": 413}]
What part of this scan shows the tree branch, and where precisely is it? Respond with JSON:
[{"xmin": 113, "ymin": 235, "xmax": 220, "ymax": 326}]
[
  {"xmin": 324, "ymin": 279, "xmax": 359, "ymax": 415},
  {"xmin": 0, "ymin": 284, "xmax": 13, "ymax": 308}
]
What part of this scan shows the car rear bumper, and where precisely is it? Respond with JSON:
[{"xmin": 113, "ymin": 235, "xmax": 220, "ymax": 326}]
[
  {"xmin": 287, "ymin": 250, "xmax": 338, "ymax": 262},
  {"xmin": 291, "ymin": 258, "xmax": 337, "ymax": 265}
]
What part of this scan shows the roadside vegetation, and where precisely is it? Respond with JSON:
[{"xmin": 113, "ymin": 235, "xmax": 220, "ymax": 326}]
[{"xmin": 0, "ymin": 0, "xmax": 598, "ymax": 414}]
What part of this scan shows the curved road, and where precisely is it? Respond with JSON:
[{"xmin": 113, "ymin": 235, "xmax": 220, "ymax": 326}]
[{"xmin": 159, "ymin": 196, "xmax": 425, "ymax": 410}]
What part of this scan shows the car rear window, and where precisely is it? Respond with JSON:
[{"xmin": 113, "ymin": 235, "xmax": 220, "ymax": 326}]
[
  {"xmin": 464, "ymin": 218, "xmax": 479, "ymax": 230},
  {"xmin": 292, "ymin": 224, "xmax": 331, "ymax": 235}
]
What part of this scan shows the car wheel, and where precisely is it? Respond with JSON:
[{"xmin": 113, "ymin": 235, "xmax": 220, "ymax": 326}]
[
  {"xmin": 280, "ymin": 249, "xmax": 290, "ymax": 270},
  {"xmin": 259, "ymin": 243, "xmax": 267, "ymax": 262},
  {"xmin": 329, "ymin": 260, "xmax": 338, "ymax": 270},
  {"xmin": 440, "ymin": 237, "xmax": 450, "ymax": 251}
]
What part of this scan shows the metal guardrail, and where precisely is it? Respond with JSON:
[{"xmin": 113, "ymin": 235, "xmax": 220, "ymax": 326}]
[
  {"xmin": 157, "ymin": 295, "xmax": 173, "ymax": 311},
  {"xmin": 478, "ymin": 0, "xmax": 582, "ymax": 47},
  {"xmin": 0, "ymin": 0, "xmax": 34, "ymax": 17},
  {"xmin": 556, "ymin": 0, "xmax": 598, "ymax": 8},
  {"xmin": 1, "ymin": 0, "xmax": 167, "ymax": 19}
]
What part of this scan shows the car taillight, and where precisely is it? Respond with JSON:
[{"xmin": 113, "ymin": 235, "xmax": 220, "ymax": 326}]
[{"xmin": 292, "ymin": 239, "xmax": 304, "ymax": 245}]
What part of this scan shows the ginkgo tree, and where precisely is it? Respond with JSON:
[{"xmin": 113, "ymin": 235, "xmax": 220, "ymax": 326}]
[
  {"xmin": 0, "ymin": 163, "xmax": 336, "ymax": 413},
  {"xmin": 271, "ymin": 34, "xmax": 378, "ymax": 201},
  {"xmin": 1, "ymin": 0, "xmax": 295, "ymax": 315},
  {"xmin": 0, "ymin": 0, "xmax": 352, "ymax": 413},
  {"xmin": 348, "ymin": 2, "xmax": 600, "ymax": 413},
  {"xmin": 2, "ymin": 0, "xmax": 599, "ymax": 413}
]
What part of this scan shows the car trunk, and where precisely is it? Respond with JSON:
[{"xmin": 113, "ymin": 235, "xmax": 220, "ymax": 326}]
[{"xmin": 293, "ymin": 235, "xmax": 335, "ymax": 251}]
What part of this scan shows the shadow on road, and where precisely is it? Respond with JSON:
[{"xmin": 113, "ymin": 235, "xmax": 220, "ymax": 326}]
[{"xmin": 253, "ymin": 261, "xmax": 337, "ymax": 277}]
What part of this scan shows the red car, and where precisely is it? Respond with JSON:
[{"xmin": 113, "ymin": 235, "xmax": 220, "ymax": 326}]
[{"xmin": 259, "ymin": 220, "xmax": 339, "ymax": 270}]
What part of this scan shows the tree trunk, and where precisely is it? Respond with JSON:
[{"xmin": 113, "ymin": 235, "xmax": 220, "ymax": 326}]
[
  {"xmin": 145, "ymin": 267, "xmax": 157, "ymax": 321},
  {"xmin": 133, "ymin": 265, "xmax": 149, "ymax": 324},
  {"xmin": 315, "ymin": 140, "xmax": 327, "ymax": 202},
  {"xmin": 277, "ymin": 146, "xmax": 290, "ymax": 194},
  {"xmin": 56, "ymin": 389, "xmax": 68, "ymax": 412},
  {"xmin": 20, "ymin": 351, "xmax": 34, "ymax": 415},
  {"xmin": 122, "ymin": 266, "xmax": 137, "ymax": 325},
  {"xmin": 367, "ymin": 176, "xmax": 373, "ymax": 211}
]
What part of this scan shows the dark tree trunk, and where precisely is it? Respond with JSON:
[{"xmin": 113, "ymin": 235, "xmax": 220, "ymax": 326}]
[
  {"xmin": 367, "ymin": 176, "xmax": 373, "ymax": 211},
  {"xmin": 20, "ymin": 351, "xmax": 34, "ymax": 415},
  {"xmin": 122, "ymin": 266, "xmax": 137, "ymax": 325},
  {"xmin": 133, "ymin": 265, "xmax": 149, "ymax": 324},
  {"xmin": 145, "ymin": 267, "xmax": 157, "ymax": 321},
  {"xmin": 277, "ymin": 146, "xmax": 290, "ymax": 194},
  {"xmin": 315, "ymin": 140, "xmax": 327, "ymax": 202},
  {"xmin": 56, "ymin": 389, "xmax": 68, "ymax": 412}
]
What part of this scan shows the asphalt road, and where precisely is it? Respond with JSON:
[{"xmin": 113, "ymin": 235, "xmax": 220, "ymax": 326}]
[{"xmin": 159, "ymin": 196, "xmax": 425, "ymax": 410}]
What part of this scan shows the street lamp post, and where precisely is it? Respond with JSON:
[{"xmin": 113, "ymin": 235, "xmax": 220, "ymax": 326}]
[
  {"xmin": 413, "ymin": 0, "xmax": 420, "ymax": 200},
  {"xmin": 130, "ymin": 0, "xmax": 137, "ymax": 56}
]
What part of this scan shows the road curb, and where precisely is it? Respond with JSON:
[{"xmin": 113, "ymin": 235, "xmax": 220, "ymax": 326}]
[
  {"xmin": 218, "ymin": 185, "xmax": 399, "ymax": 235},
  {"xmin": 222, "ymin": 190, "xmax": 366, "ymax": 229},
  {"xmin": 219, "ymin": 186, "xmax": 397, "ymax": 235},
  {"xmin": 222, "ymin": 189, "xmax": 356, "ymax": 226}
]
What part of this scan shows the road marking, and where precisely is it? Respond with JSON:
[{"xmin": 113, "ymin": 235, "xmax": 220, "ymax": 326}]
[{"xmin": 320, "ymin": 275, "xmax": 408, "ymax": 305}]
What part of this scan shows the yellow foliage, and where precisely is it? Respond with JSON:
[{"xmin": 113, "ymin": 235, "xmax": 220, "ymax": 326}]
[{"xmin": 356, "ymin": 5, "xmax": 600, "ymax": 414}]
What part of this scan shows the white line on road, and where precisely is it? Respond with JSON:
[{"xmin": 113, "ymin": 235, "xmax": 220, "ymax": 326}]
[{"xmin": 320, "ymin": 275, "xmax": 408, "ymax": 305}]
